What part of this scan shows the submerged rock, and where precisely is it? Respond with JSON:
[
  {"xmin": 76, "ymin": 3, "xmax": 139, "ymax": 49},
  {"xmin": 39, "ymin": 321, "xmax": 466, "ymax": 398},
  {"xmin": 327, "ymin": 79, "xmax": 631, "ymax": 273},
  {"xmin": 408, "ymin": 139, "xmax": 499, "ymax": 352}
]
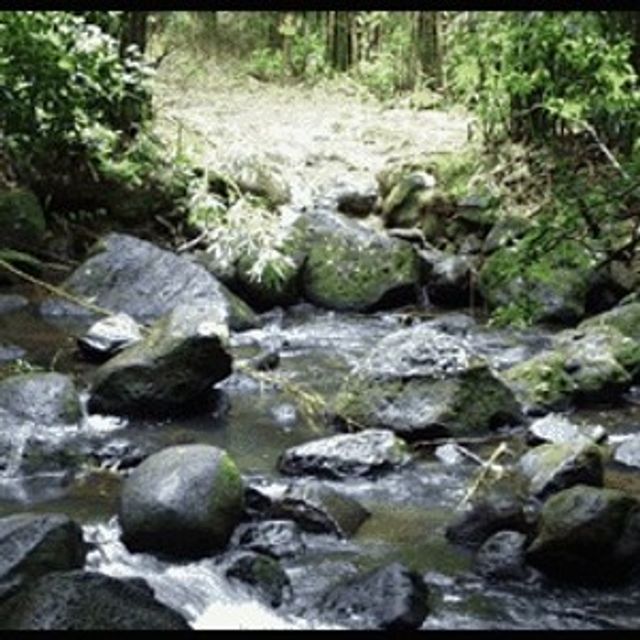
[
  {"xmin": 526, "ymin": 413, "xmax": 607, "ymax": 447},
  {"xmin": 271, "ymin": 482, "xmax": 370, "ymax": 537},
  {"xmin": 0, "ymin": 372, "xmax": 81, "ymax": 426},
  {"xmin": 334, "ymin": 324, "xmax": 522, "ymax": 441},
  {"xmin": 39, "ymin": 233, "xmax": 258, "ymax": 331},
  {"xmin": 88, "ymin": 303, "xmax": 232, "ymax": 417},
  {"xmin": 119, "ymin": 444, "xmax": 245, "ymax": 558},
  {"xmin": 320, "ymin": 562, "xmax": 430, "ymax": 630},
  {"xmin": 300, "ymin": 210, "xmax": 420, "ymax": 312},
  {"xmin": 503, "ymin": 326, "xmax": 640, "ymax": 413},
  {"xmin": 0, "ymin": 571, "xmax": 190, "ymax": 630},
  {"xmin": 517, "ymin": 441, "xmax": 604, "ymax": 501},
  {"xmin": 474, "ymin": 530, "xmax": 530, "ymax": 581},
  {"xmin": 278, "ymin": 429, "xmax": 408, "ymax": 479},
  {"xmin": 77, "ymin": 313, "xmax": 143, "ymax": 362},
  {"xmin": 230, "ymin": 520, "xmax": 305, "ymax": 559},
  {"xmin": 526, "ymin": 485, "xmax": 640, "ymax": 584},
  {"xmin": 0, "ymin": 513, "xmax": 86, "ymax": 602},
  {"xmin": 222, "ymin": 550, "xmax": 291, "ymax": 608}
]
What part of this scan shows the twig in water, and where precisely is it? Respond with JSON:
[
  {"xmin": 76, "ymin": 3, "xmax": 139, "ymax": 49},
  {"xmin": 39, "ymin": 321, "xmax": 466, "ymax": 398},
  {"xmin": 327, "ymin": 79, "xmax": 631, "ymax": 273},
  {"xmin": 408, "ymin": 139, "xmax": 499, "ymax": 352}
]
[{"xmin": 457, "ymin": 441, "xmax": 510, "ymax": 509}]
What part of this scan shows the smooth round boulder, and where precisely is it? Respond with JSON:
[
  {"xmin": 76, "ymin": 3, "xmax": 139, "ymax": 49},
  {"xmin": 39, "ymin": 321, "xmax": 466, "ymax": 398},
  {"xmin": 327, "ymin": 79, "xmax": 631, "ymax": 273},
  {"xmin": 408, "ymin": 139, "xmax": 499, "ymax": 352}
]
[
  {"xmin": 119, "ymin": 444, "xmax": 244, "ymax": 558},
  {"xmin": 0, "ymin": 571, "xmax": 189, "ymax": 630}
]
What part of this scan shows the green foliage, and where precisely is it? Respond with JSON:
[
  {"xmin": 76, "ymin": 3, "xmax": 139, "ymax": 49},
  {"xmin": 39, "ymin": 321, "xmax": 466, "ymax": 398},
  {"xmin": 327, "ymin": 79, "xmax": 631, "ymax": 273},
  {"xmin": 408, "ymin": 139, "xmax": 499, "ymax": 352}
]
[
  {"xmin": 447, "ymin": 12, "xmax": 640, "ymax": 149},
  {"xmin": 0, "ymin": 12, "xmax": 153, "ymax": 182}
]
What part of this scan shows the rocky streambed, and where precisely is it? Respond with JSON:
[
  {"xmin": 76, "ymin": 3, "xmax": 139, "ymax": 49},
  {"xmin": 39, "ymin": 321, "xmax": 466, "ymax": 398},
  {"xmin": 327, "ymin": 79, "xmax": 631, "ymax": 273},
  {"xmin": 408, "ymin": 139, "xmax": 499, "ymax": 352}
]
[{"xmin": 2, "ymin": 223, "xmax": 640, "ymax": 630}]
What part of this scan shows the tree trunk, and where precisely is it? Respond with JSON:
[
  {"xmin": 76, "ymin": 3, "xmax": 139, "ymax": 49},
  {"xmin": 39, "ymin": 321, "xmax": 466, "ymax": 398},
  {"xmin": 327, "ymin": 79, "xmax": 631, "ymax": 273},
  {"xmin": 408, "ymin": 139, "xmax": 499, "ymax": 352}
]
[
  {"xmin": 415, "ymin": 11, "xmax": 442, "ymax": 88},
  {"xmin": 119, "ymin": 11, "xmax": 149, "ymax": 58}
]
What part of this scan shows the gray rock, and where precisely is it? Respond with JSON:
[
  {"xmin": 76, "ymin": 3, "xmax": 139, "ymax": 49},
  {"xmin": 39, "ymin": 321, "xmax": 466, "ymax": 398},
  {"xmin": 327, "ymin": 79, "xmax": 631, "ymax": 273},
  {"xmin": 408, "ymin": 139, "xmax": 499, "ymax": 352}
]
[
  {"xmin": 526, "ymin": 413, "xmax": 607, "ymax": 447},
  {"xmin": 321, "ymin": 562, "xmax": 430, "ymax": 630},
  {"xmin": 230, "ymin": 520, "xmax": 305, "ymax": 559},
  {"xmin": 223, "ymin": 551, "xmax": 291, "ymax": 608},
  {"xmin": 526, "ymin": 485, "xmax": 640, "ymax": 583},
  {"xmin": 0, "ymin": 513, "xmax": 86, "ymax": 602},
  {"xmin": 119, "ymin": 444, "xmax": 245, "ymax": 558},
  {"xmin": 580, "ymin": 301, "xmax": 640, "ymax": 342},
  {"xmin": 334, "ymin": 324, "xmax": 522, "ymax": 441},
  {"xmin": 0, "ymin": 344, "xmax": 25, "ymax": 363},
  {"xmin": 613, "ymin": 436, "xmax": 640, "ymax": 470},
  {"xmin": 0, "ymin": 373, "xmax": 81, "ymax": 426},
  {"xmin": 419, "ymin": 249, "xmax": 473, "ymax": 308},
  {"xmin": 474, "ymin": 530, "xmax": 530, "ymax": 581},
  {"xmin": 0, "ymin": 294, "xmax": 29, "ymax": 315},
  {"xmin": 518, "ymin": 441, "xmax": 604, "ymax": 500},
  {"xmin": 77, "ymin": 313, "xmax": 143, "ymax": 362},
  {"xmin": 300, "ymin": 210, "xmax": 420, "ymax": 312},
  {"xmin": 39, "ymin": 233, "xmax": 258, "ymax": 331},
  {"xmin": 278, "ymin": 430, "xmax": 408, "ymax": 479},
  {"xmin": 0, "ymin": 570, "xmax": 190, "ymax": 630},
  {"xmin": 88, "ymin": 303, "xmax": 232, "ymax": 417},
  {"xmin": 271, "ymin": 482, "xmax": 370, "ymax": 537}
]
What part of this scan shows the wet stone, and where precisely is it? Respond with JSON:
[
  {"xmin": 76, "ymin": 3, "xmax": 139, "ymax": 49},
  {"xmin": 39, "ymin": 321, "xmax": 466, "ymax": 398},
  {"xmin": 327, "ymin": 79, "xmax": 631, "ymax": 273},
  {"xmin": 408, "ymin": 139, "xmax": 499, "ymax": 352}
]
[
  {"xmin": 474, "ymin": 530, "xmax": 530, "ymax": 581},
  {"xmin": 77, "ymin": 313, "xmax": 143, "ymax": 363},
  {"xmin": 613, "ymin": 435, "xmax": 640, "ymax": 470},
  {"xmin": 230, "ymin": 520, "xmax": 305, "ymax": 559}
]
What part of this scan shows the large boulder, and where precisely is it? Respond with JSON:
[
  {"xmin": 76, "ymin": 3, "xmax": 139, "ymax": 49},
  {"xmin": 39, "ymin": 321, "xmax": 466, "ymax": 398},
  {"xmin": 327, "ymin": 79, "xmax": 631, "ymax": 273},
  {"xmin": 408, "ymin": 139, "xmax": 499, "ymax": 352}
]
[
  {"xmin": 478, "ymin": 247, "xmax": 590, "ymax": 325},
  {"xmin": 517, "ymin": 441, "xmax": 604, "ymax": 501},
  {"xmin": 333, "ymin": 324, "xmax": 522, "ymax": 441},
  {"xmin": 278, "ymin": 430, "xmax": 408, "ymax": 479},
  {"xmin": 39, "ymin": 233, "xmax": 258, "ymax": 331},
  {"xmin": 0, "ymin": 571, "xmax": 190, "ymax": 630},
  {"xmin": 119, "ymin": 444, "xmax": 245, "ymax": 558},
  {"xmin": 0, "ymin": 373, "xmax": 81, "ymax": 426},
  {"xmin": 526, "ymin": 485, "xmax": 640, "ymax": 583},
  {"xmin": 0, "ymin": 188, "xmax": 46, "ymax": 251},
  {"xmin": 300, "ymin": 210, "xmax": 420, "ymax": 312},
  {"xmin": 0, "ymin": 513, "xmax": 86, "ymax": 602},
  {"xmin": 503, "ymin": 326, "xmax": 640, "ymax": 413},
  {"xmin": 320, "ymin": 562, "xmax": 430, "ymax": 630},
  {"xmin": 87, "ymin": 303, "xmax": 232, "ymax": 417}
]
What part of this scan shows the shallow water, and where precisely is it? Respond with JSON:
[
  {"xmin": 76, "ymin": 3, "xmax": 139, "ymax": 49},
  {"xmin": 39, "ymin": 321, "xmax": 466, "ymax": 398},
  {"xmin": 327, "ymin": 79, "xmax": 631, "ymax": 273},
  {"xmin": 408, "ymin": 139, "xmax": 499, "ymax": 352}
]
[{"xmin": 1, "ymin": 291, "xmax": 640, "ymax": 629}]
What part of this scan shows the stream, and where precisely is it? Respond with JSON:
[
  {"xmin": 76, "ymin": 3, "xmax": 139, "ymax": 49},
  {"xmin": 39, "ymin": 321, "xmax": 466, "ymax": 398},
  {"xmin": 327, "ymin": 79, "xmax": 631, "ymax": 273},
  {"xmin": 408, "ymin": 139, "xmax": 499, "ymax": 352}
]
[{"xmin": 1, "ymin": 289, "xmax": 640, "ymax": 630}]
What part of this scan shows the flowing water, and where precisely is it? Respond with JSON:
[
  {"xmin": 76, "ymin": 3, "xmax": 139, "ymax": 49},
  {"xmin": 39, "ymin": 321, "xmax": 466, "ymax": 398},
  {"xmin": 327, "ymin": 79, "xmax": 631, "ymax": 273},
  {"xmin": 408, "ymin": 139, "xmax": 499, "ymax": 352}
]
[{"xmin": 1, "ymin": 290, "xmax": 640, "ymax": 629}]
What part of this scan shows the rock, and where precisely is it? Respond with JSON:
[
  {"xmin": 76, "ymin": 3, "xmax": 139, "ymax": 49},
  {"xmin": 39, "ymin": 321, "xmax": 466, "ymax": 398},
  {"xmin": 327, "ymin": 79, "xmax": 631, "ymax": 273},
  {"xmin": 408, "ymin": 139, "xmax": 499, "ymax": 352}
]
[
  {"xmin": 300, "ymin": 210, "xmax": 420, "ymax": 312},
  {"xmin": 479, "ymin": 248, "xmax": 589, "ymax": 325},
  {"xmin": 223, "ymin": 551, "xmax": 291, "ymax": 608},
  {"xmin": 526, "ymin": 485, "xmax": 640, "ymax": 583},
  {"xmin": 585, "ymin": 261, "xmax": 638, "ymax": 314},
  {"xmin": 474, "ymin": 530, "xmax": 530, "ymax": 581},
  {"xmin": 334, "ymin": 183, "xmax": 378, "ymax": 218},
  {"xmin": 90, "ymin": 439, "xmax": 151, "ymax": 472},
  {"xmin": 503, "ymin": 326, "xmax": 640, "ymax": 413},
  {"xmin": 613, "ymin": 436, "xmax": 640, "ymax": 470},
  {"xmin": 0, "ymin": 373, "xmax": 81, "ymax": 426},
  {"xmin": 0, "ymin": 570, "xmax": 190, "ymax": 630},
  {"xmin": 0, "ymin": 344, "xmax": 25, "ymax": 363},
  {"xmin": 0, "ymin": 294, "xmax": 29, "ymax": 315},
  {"xmin": 214, "ymin": 151, "xmax": 291, "ymax": 207},
  {"xmin": 230, "ymin": 520, "xmax": 305, "ymax": 559},
  {"xmin": 39, "ymin": 233, "xmax": 258, "ymax": 331},
  {"xmin": 271, "ymin": 482, "xmax": 370, "ymax": 537},
  {"xmin": 0, "ymin": 188, "xmax": 46, "ymax": 251},
  {"xmin": 77, "ymin": 313, "xmax": 143, "ymax": 363},
  {"xmin": 482, "ymin": 216, "xmax": 530, "ymax": 254},
  {"xmin": 278, "ymin": 430, "xmax": 408, "ymax": 479},
  {"xmin": 580, "ymin": 301, "xmax": 640, "ymax": 342},
  {"xmin": 88, "ymin": 303, "xmax": 232, "ymax": 417},
  {"xmin": 445, "ymin": 495, "xmax": 530, "ymax": 550},
  {"xmin": 334, "ymin": 324, "xmax": 522, "ymax": 441},
  {"xmin": 420, "ymin": 251, "xmax": 474, "ymax": 307},
  {"xmin": 517, "ymin": 441, "xmax": 604, "ymax": 501},
  {"xmin": 119, "ymin": 444, "xmax": 245, "ymax": 558},
  {"xmin": 320, "ymin": 562, "xmax": 429, "ymax": 630},
  {"xmin": 526, "ymin": 413, "xmax": 607, "ymax": 446},
  {"xmin": 0, "ymin": 513, "xmax": 86, "ymax": 602}
]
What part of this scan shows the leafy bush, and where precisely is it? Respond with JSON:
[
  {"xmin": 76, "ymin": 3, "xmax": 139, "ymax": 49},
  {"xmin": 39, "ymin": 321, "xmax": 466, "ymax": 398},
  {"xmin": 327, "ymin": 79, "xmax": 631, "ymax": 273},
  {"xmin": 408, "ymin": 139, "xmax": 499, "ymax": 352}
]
[{"xmin": 0, "ymin": 12, "xmax": 153, "ymax": 182}]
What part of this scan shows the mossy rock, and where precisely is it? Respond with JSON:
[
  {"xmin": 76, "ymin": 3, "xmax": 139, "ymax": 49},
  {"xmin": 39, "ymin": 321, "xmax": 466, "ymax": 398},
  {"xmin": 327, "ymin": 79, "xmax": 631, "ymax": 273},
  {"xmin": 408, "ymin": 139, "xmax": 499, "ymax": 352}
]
[
  {"xmin": 334, "ymin": 323, "xmax": 522, "ymax": 441},
  {"xmin": 579, "ymin": 301, "xmax": 640, "ymax": 343},
  {"xmin": 503, "ymin": 326, "xmax": 640, "ymax": 412},
  {"xmin": 0, "ymin": 189, "xmax": 46, "ymax": 250},
  {"xmin": 300, "ymin": 211, "xmax": 420, "ymax": 312}
]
